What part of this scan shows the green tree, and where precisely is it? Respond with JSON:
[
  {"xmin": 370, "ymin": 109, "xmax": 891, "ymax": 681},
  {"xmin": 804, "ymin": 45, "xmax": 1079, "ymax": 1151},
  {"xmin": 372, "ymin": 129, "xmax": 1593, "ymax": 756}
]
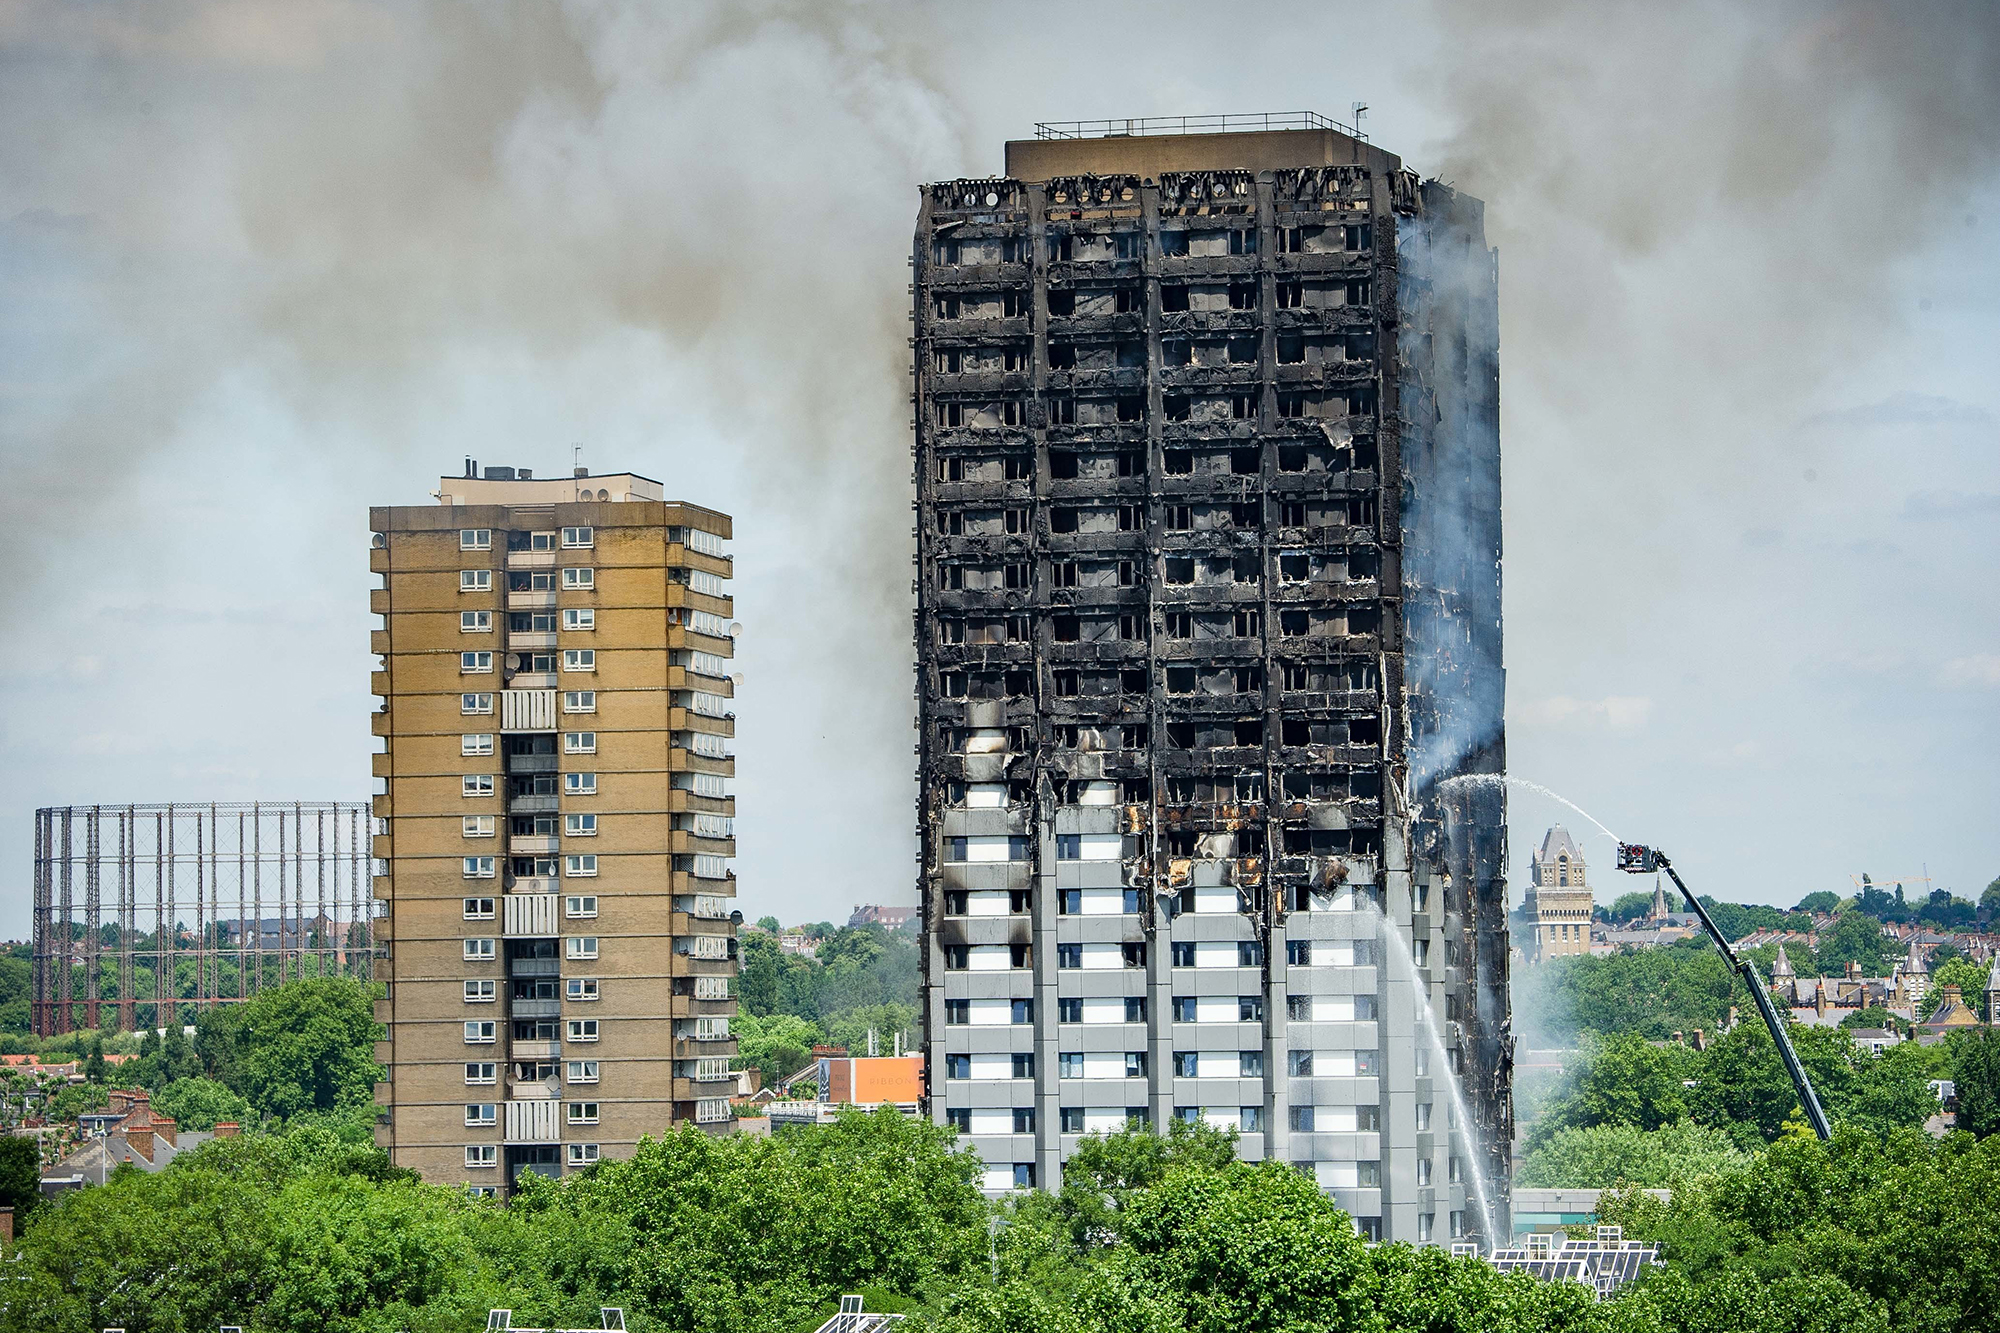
[
  {"xmin": 755, "ymin": 915, "xmax": 781, "ymax": 932},
  {"xmin": 731, "ymin": 1011, "xmax": 822, "ymax": 1084},
  {"xmin": 1517, "ymin": 1120, "xmax": 1748, "ymax": 1189},
  {"xmin": 1602, "ymin": 1129, "xmax": 2000, "ymax": 1333},
  {"xmin": 1793, "ymin": 891, "xmax": 1840, "ymax": 914},
  {"xmin": 157, "ymin": 1022, "xmax": 198, "ymax": 1084},
  {"xmin": 0, "ymin": 1135, "xmax": 41, "ymax": 1222},
  {"xmin": 1952, "ymin": 1027, "xmax": 2000, "ymax": 1138},
  {"xmin": 518, "ymin": 1109, "xmax": 987, "ymax": 1333},
  {"xmin": 1512, "ymin": 939, "xmax": 1749, "ymax": 1045},
  {"xmin": 1605, "ymin": 891, "xmax": 1654, "ymax": 923},
  {"xmin": 0, "ymin": 957, "xmax": 32, "ymax": 1036},
  {"xmin": 1920, "ymin": 957, "xmax": 1990, "ymax": 1019},
  {"xmin": 1840, "ymin": 1005, "xmax": 1900, "ymax": 1031},
  {"xmin": 1529, "ymin": 1032, "xmax": 1695, "ymax": 1146},
  {"xmin": 153, "ymin": 1077, "xmax": 252, "ymax": 1132},
  {"xmin": 84, "ymin": 1036, "xmax": 105, "ymax": 1085},
  {"xmin": 193, "ymin": 1003, "xmax": 241, "ymax": 1085},
  {"xmin": 1816, "ymin": 910, "xmax": 1890, "ymax": 974},
  {"xmin": 232, "ymin": 977, "xmax": 383, "ymax": 1120},
  {"xmin": 1056, "ymin": 1118, "xmax": 1238, "ymax": 1246}
]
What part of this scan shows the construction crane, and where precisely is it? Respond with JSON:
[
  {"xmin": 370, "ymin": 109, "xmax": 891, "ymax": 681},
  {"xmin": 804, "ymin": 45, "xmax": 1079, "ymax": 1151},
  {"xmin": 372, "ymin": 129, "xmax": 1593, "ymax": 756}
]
[{"xmin": 1616, "ymin": 844, "xmax": 1832, "ymax": 1141}]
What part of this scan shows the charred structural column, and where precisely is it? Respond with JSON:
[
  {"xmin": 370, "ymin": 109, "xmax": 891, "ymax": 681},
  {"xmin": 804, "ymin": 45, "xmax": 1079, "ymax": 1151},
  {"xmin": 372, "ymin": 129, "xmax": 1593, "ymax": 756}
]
[{"xmin": 915, "ymin": 125, "xmax": 1507, "ymax": 1244}]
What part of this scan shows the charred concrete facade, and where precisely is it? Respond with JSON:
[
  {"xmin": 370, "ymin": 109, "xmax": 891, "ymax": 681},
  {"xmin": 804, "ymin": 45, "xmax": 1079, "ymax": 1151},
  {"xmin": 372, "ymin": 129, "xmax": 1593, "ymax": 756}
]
[
  {"xmin": 913, "ymin": 120, "xmax": 1509, "ymax": 1243},
  {"xmin": 371, "ymin": 468, "xmax": 738, "ymax": 1193}
]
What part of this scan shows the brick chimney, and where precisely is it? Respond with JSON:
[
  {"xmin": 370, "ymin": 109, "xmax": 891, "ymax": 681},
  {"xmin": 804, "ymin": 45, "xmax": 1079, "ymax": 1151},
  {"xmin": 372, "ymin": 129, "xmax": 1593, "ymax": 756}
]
[
  {"xmin": 125, "ymin": 1126, "xmax": 154, "ymax": 1163},
  {"xmin": 212, "ymin": 1121, "xmax": 240, "ymax": 1138},
  {"xmin": 1692, "ymin": 1028, "xmax": 1708, "ymax": 1052},
  {"xmin": 151, "ymin": 1116, "xmax": 176, "ymax": 1149},
  {"xmin": 127, "ymin": 1090, "xmax": 152, "ymax": 1128}
]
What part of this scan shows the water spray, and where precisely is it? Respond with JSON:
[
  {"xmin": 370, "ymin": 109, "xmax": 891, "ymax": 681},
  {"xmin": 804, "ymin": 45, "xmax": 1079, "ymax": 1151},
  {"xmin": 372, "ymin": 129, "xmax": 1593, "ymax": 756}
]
[{"xmin": 1363, "ymin": 899, "xmax": 1499, "ymax": 1250}]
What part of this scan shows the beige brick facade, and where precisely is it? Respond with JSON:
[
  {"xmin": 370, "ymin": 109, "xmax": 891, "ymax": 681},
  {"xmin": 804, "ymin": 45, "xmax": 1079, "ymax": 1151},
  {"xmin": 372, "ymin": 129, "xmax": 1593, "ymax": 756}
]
[{"xmin": 370, "ymin": 469, "xmax": 737, "ymax": 1193}]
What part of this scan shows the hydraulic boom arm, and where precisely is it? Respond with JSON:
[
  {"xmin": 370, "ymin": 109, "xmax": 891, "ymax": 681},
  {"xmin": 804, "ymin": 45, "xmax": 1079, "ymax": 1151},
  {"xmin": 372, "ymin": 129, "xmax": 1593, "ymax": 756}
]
[{"xmin": 1616, "ymin": 844, "xmax": 1832, "ymax": 1141}]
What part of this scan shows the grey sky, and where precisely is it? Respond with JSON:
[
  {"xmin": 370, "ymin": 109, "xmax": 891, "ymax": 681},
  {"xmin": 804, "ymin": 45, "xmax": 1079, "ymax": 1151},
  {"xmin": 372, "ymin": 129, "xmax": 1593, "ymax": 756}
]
[{"xmin": 2, "ymin": 0, "xmax": 1995, "ymax": 936}]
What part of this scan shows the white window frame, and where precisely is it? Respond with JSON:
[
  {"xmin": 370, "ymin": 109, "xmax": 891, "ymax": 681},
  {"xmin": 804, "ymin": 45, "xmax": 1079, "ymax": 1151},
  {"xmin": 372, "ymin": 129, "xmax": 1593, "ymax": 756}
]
[
  {"xmin": 463, "ymin": 1020, "xmax": 497, "ymax": 1044},
  {"xmin": 566, "ymin": 977, "xmax": 599, "ymax": 1002},
  {"xmin": 566, "ymin": 1143, "xmax": 600, "ymax": 1167},
  {"xmin": 464, "ymin": 979, "xmax": 496, "ymax": 1003},
  {"xmin": 460, "ymin": 610, "xmax": 492, "ymax": 633},
  {"xmin": 461, "ymin": 734, "xmax": 495, "ymax": 757},
  {"xmin": 462, "ymin": 856, "xmax": 496, "ymax": 879},
  {"xmin": 462, "ymin": 897, "xmax": 495, "ymax": 921},
  {"xmin": 460, "ymin": 569, "xmax": 492, "ymax": 592},
  {"xmin": 564, "ymin": 854, "xmax": 599, "ymax": 877},
  {"xmin": 463, "ymin": 938, "xmax": 495, "ymax": 961},
  {"xmin": 460, "ymin": 529, "xmax": 492, "ymax": 551},
  {"xmin": 462, "ymin": 774, "xmax": 495, "ymax": 798},
  {"xmin": 566, "ymin": 1019, "xmax": 600, "ymax": 1043},
  {"xmin": 464, "ymin": 1144, "xmax": 497, "ymax": 1169},
  {"xmin": 566, "ymin": 1101, "xmax": 600, "ymax": 1124},
  {"xmin": 462, "ymin": 815, "xmax": 495, "ymax": 838},
  {"xmin": 565, "ymin": 895, "xmax": 598, "ymax": 919},
  {"xmin": 563, "ymin": 731, "xmax": 597, "ymax": 754},
  {"xmin": 462, "ymin": 692, "xmax": 494, "ymax": 715},
  {"xmin": 464, "ymin": 1062, "xmax": 497, "ymax": 1085},
  {"xmin": 460, "ymin": 651, "xmax": 493, "ymax": 674},
  {"xmin": 464, "ymin": 1102, "xmax": 497, "ymax": 1126},
  {"xmin": 562, "ymin": 567, "xmax": 595, "ymax": 591},
  {"xmin": 562, "ymin": 690, "xmax": 597, "ymax": 714},
  {"xmin": 563, "ymin": 607, "xmax": 595, "ymax": 632},
  {"xmin": 561, "ymin": 526, "xmax": 594, "ymax": 549},
  {"xmin": 565, "ymin": 773, "xmax": 597, "ymax": 796},
  {"xmin": 562, "ymin": 649, "xmax": 596, "ymax": 673},
  {"xmin": 564, "ymin": 813, "xmax": 597, "ymax": 837},
  {"xmin": 566, "ymin": 1059, "xmax": 600, "ymax": 1084},
  {"xmin": 566, "ymin": 936, "xmax": 599, "ymax": 960}
]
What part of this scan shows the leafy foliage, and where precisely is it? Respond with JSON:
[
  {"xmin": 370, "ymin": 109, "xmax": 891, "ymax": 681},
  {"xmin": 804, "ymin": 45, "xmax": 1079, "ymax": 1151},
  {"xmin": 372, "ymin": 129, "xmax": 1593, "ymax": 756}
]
[
  {"xmin": 736, "ymin": 922, "xmax": 920, "ymax": 1066},
  {"xmin": 152, "ymin": 1076, "xmax": 252, "ymax": 1131},
  {"xmin": 1517, "ymin": 1120, "xmax": 1749, "ymax": 1189},
  {"xmin": 1603, "ymin": 1129, "xmax": 2000, "ymax": 1333},
  {"xmin": 1950, "ymin": 1027, "xmax": 2000, "ymax": 1138},
  {"xmin": 226, "ymin": 976, "xmax": 383, "ymax": 1120},
  {"xmin": 1513, "ymin": 940, "xmax": 1742, "ymax": 1044},
  {"xmin": 1917, "ymin": 957, "xmax": 1989, "ymax": 1019},
  {"xmin": 1531, "ymin": 1027, "xmax": 1941, "ymax": 1152}
]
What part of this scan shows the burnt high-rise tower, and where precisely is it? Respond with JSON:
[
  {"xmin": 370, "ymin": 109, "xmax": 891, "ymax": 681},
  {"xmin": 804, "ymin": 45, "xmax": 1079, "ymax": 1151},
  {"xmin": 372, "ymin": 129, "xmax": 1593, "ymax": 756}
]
[{"xmin": 912, "ymin": 115, "xmax": 1509, "ymax": 1245}]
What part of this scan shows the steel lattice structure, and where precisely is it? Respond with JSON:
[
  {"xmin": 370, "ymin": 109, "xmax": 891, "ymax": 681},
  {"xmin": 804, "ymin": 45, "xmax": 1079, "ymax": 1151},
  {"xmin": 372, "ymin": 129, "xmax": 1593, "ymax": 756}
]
[{"xmin": 32, "ymin": 803, "xmax": 376, "ymax": 1036}]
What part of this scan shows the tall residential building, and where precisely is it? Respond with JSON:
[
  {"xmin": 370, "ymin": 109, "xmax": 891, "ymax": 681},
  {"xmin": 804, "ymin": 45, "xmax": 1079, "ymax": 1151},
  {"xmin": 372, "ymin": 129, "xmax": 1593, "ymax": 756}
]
[
  {"xmin": 1523, "ymin": 827, "xmax": 1594, "ymax": 963},
  {"xmin": 370, "ymin": 464, "xmax": 738, "ymax": 1192},
  {"xmin": 912, "ymin": 116, "xmax": 1509, "ymax": 1245}
]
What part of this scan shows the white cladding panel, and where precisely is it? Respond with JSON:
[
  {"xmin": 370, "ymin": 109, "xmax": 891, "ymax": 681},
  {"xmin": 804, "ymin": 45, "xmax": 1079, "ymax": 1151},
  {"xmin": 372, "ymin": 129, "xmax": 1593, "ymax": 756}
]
[
  {"xmin": 501, "ymin": 689, "xmax": 558, "ymax": 732},
  {"xmin": 503, "ymin": 893, "xmax": 559, "ymax": 938},
  {"xmin": 504, "ymin": 1098, "xmax": 559, "ymax": 1143},
  {"xmin": 966, "ymin": 999, "xmax": 1015, "ymax": 1026},
  {"xmin": 967, "ymin": 944, "xmax": 1014, "ymax": 971}
]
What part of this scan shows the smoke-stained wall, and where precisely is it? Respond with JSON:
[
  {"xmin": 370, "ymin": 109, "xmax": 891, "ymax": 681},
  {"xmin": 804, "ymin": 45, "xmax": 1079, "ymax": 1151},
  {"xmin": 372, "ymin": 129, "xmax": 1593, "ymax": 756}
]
[{"xmin": 1396, "ymin": 181, "xmax": 1511, "ymax": 1219}]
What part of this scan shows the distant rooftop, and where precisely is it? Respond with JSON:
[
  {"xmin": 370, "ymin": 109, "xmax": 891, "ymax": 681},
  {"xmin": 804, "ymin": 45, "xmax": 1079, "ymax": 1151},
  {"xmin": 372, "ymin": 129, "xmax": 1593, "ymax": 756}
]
[
  {"xmin": 1005, "ymin": 112, "xmax": 1396, "ymax": 183},
  {"xmin": 437, "ymin": 460, "xmax": 665, "ymax": 507},
  {"xmin": 1033, "ymin": 111, "xmax": 1367, "ymax": 142}
]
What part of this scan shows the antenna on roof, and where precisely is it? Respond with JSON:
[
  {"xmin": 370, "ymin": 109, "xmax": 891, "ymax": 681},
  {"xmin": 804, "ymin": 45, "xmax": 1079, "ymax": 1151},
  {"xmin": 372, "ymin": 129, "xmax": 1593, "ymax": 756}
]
[{"xmin": 1351, "ymin": 102, "xmax": 1368, "ymax": 133}]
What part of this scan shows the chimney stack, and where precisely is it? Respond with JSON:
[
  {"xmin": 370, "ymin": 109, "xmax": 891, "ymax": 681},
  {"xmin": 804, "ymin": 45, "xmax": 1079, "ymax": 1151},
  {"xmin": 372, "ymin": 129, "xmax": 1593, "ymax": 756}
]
[
  {"xmin": 151, "ymin": 1116, "xmax": 176, "ymax": 1148},
  {"xmin": 125, "ymin": 1126, "xmax": 154, "ymax": 1162},
  {"xmin": 213, "ymin": 1121, "xmax": 241, "ymax": 1138}
]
